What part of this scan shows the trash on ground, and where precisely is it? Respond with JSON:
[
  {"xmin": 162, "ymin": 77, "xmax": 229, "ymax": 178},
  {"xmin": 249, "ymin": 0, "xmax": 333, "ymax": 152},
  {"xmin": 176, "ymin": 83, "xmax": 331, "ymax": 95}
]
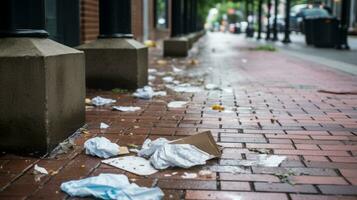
[
  {"xmin": 235, "ymin": 155, "xmax": 286, "ymax": 167},
  {"xmin": 205, "ymin": 84, "xmax": 221, "ymax": 90},
  {"xmin": 102, "ymin": 156, "xmax": 158, "ymax": 176},
  {"xmin": 61, "ymin": 173, "xmax": 164, "ymax": 200},
  {"xmin": 208, "ymin": 165, "xmax": 251, "ymax": 174},
  {"xmin": 113, "ymin": 106, "xmax": 141, "ymax": 112},
  {"xmin": 85, "ymin": 98, "xmax": 92, "ymax": 105},
  {"xmin": 144, "ymin": 40, "xmax": 157, "ymax": 48},
  {"xmin": 211, "ymin": 104, "xmax": 225, "ymax": 111},
  {"xmin": 198, "ymin": 170, "xmax": 213, "ymax": 178},
  {"xmin": 148, "ymin": 75, "xmax": 156, "ymax": 81},
  {"xmin": 181, "ymin": 172, "xmax": 197, "ymax": 179},
  {"xmin": 91, "ymin": 96, "xmax": 116, "ymax": 106},
  {"xmin": 166, "ymin": 84, "xmax": 202, "ymax": 93},
  {"xmin": 274, "ymin": 171, "xmax": 296, "ymax": 185},
  {"xmin": 157, "ymin": 60, "xmax": 168, "ymax": 65},
  {"xmin": 187, "ymin": 59, "xmax": 199, "ymax": 65},
  {"xmin": 133, "ymin": 86, "xmax": 166, "ymax": 99},
  {"xmin": 148, "ymin": 68, "xmax": 157, "ymax": 74},
  {"xmin": 172, "ymin": 66, "xmax": 183, "ymax": 73},
  {"xmin": 34, "ymin": 164, "xmax": 48, "ymax": 175},
  {"xmin": 100, "ymin": 123, "xmax": 109, "ymax": 129},
  {"xmin": 84, "ymin": 137, "xmax": 120, "ymax": 158},
  {"xmin": 167, "ymin": 101, "xmax": 187, "ymax": 108},
  {"xmin": 248, "ymin": 148, "xmax": 272, "ymax": 154},
  {"xmin": 162, "ymin": 76, "xmax": 174, "ymax": 83},
  {"xmin": 57, "ymin": 138, "xmax": 75, "ymax": 154},
  {"xmin": 139, "ymin": 131, "xmax": 221, "ymax": 170}
]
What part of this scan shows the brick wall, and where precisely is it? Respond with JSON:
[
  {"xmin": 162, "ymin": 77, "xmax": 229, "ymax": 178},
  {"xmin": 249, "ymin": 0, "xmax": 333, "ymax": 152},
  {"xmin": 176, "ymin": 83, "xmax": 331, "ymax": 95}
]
[{"xmin": 80, "ymin": 0, "xmax": 99, "ymax": 44}]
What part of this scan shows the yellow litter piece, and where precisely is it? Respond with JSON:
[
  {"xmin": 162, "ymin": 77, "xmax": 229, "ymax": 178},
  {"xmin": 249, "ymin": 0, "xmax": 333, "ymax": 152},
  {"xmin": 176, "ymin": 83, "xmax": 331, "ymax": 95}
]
[
  {"xmin": 144, "ymin": 40, "xmax": 157, "ymax": 47},
  {"xmin": 188, "ymin": 59, "xmax": 199, "ymax": 65},
  {"xmin": 157, "ymin": 60, "xmax": 168, "ymax": 65},
  {"xmin": 85, "ymin": 98, "xmax": 92, "ymax": 105},
  {"xmin": 211, "ymin": 104, "xmax": 224, "ymax": 111}
]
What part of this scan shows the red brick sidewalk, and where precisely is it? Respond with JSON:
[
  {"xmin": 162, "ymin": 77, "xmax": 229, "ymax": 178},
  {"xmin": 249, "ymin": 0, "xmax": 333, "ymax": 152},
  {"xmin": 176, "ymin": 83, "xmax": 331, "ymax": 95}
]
[{"xmin": 1, "ymin": 33, "xmax": 357, "ymax": 200}]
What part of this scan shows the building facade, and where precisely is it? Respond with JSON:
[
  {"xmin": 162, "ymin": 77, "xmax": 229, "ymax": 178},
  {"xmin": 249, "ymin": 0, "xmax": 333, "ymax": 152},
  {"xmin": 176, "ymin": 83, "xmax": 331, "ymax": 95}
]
[{"xmin": 45, "ymin": 0, "xmax": 172, "ymax": 47}]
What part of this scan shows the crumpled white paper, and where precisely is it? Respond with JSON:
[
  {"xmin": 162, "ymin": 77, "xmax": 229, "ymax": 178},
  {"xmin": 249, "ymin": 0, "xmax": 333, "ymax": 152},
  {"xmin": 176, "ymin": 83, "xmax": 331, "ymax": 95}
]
[
  {"xmin": 100, "ymin": 123, "xmax": 110, "ymax": 129},
  {"xmin": 113, "ymin": 106, "xmax": 141, "ymax": 112},
  {"xmin": 148, "ymin": 75, "xmax": 156, "ymax": 81},
  {"xmin": 61, "ymin": 173, "xmax": 164, "ymax": 200},
  {"xmin": 133, "ymin": 86, "xmax": 167, "ymax": 99},
  {"xmin": 162, "ymin": 76, "xmax": 174, "ymax": 83},
  {"xmin": 138, "ymin": 138, "xmax": 211, "ymax": 170},
  {"xmin": 138, "ymin": 138, "xmax": 169, "ymax": 158},
  {"xmin": 91, "ymin": 96, "xmax": 116, "ymax": 106},
  {"xmin": 84, "ymin": 137, "xmax": 120, "ymax": 159},
  {"xmin": 167, "ymin": 101, "xmax": 187, "ymax": 108},
  {"xmin": 166, "ymin": 84, "xmax": 202, "ymax": 93},
  {"xmin": 34, "ymin": 164, "xmax": 48, "ymax": 175}
]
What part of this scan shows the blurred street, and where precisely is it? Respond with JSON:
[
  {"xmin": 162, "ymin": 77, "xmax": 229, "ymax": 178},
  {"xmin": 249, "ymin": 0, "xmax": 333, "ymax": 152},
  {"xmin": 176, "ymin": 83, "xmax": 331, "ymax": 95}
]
[{"xmin": 1, "ymin": 32, "xmax": 357, "ymax": 199}]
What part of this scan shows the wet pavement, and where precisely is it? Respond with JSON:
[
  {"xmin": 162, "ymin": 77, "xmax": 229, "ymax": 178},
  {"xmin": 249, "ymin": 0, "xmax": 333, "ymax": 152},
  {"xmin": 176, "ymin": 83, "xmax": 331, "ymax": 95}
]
[{"xmin": 1, "ymin": 32, "xmax": 357, "ymax": 200}]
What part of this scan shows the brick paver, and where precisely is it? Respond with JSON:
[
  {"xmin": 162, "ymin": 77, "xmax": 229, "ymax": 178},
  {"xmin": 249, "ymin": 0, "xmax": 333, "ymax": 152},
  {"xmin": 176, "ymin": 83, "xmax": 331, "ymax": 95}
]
[{"xmin": 1, "ymin": 33, "xmax": 357, "ymax": 199}]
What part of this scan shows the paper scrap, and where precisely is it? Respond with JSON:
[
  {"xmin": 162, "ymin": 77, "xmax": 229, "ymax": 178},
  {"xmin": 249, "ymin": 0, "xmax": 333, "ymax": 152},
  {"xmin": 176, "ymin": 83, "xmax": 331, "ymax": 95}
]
[{"xmin": 102, "ymin": 156, "xmax": 158, "ymax": 176}]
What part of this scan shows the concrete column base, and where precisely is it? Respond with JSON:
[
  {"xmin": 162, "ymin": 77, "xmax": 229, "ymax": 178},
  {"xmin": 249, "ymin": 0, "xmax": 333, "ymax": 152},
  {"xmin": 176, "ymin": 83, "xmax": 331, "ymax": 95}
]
[
  {"xmin": 163, "ymin": 37, "xmax": 189, "ymax": 57},
  {"xmin": 77, "ymin": 38, "xmax": 148, "ymax": 90},
  {"xmin": 0, "ymin": 38, "xmax": 85, "ymax": 155}
]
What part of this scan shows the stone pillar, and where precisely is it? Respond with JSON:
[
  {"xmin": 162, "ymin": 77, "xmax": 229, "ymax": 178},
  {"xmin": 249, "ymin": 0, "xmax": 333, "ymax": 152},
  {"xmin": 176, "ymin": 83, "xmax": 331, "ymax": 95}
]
[
  {"xmin": 257, "ymin": 0, "xmax": 263, "ymax": 40},
  {"xmin": 0, "ymin": 0, "xmax": 85, "ymax": 155},
  {"xmin": 282, "ymin": 0, "xmax": 291, "ymax": 43},
  {"xmin": 272, "ymin": 0, "xmax": 279, "ymax": 41},
  {"xmin": 77, "ymin": 0, "xmax": 148, "ymax": 89},
  {"xmin": 164, "ymin": 0, "xmax": 189, "ymax": 57},
  {"xmin": 266, "ymin": 0, "xmax": 272, "ymax": 40}
]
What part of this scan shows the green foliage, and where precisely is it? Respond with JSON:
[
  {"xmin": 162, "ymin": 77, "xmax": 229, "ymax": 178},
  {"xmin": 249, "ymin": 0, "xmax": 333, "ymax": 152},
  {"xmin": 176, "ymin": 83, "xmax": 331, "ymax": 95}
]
[
  {"xmin": 251, "ymin": 45, "xmax": 277, "ymax": 52},
  {"xmin": 112, "ymin": 88, "xmax": 129, "ymax": 94}
]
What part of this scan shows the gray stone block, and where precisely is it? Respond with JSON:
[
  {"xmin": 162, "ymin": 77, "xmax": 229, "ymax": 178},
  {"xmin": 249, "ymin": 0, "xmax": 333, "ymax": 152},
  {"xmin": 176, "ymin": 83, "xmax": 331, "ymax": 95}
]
[
  {"xmin": 0, "ymin": 38, "xmax": 85, "ymax": 155},
  {"xmin": 163, "ymin": 37, "xmax": 189, "ymax": 57},
  {"xmin": 77, "ymin": 38, "xmax": 148, "ymax": 90}
]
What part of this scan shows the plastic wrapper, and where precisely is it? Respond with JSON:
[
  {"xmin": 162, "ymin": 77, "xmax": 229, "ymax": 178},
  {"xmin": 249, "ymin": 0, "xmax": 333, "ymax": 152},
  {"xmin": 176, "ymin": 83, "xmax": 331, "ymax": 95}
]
[
  {"xmin": 91, "ymin": 96, "xmax": 116, "ymax": 106},
  {"xmin": 61, "ymin": 173, "xmax": 164, "ymax": 200},
  {"xmin": 112, "ymin": 106, "xmax": 141, "ymax": 112},
  {"xmin": 138, "ymin": 138, "xmax": 169, "ymax": 158},
  {"xmin": 167, "ymin": 101, "xmax": 187, "ymax": 108},
  {"xmin": 84, "ymin": 137, "xmax": 120, "ymax": 158},
  {"xmin": 133, "ymin": 86, "xmax": 166, "ymax": 99}
]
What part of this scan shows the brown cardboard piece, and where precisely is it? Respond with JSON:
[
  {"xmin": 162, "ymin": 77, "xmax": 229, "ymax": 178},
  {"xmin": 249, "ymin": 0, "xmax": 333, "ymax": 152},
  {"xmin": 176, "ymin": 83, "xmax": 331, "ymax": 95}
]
[
  {"xmin": 119, "ymin": 146, "xmax": 130, "ymax": 155},
  {"xmin": 171, "ymin": 131, "xmax": 221, "ymax": 158}
]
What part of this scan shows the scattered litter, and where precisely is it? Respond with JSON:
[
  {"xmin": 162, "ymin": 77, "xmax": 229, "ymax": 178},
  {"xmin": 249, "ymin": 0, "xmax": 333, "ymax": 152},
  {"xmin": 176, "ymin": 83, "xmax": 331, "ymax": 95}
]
[
  {"xmin": 162, "ymin": 76, "xmax": 174, "ymax": 83},
  {"xmin": 241, "ymin": 58, "xmax": 248, "ymax": 63},
  {"xmin": 61, "ymin": 173, "xmax": 164, "ymax": 200},
  {"xmin": 57, "ymin": 138, "xmax": 75, "ymax": 154},
  {"xmin": 34, "ymin": 164, "xmax": 48, "ymax": 175},
  {"xmin": 138, "ymin": 138, "xmax": 169, "ymax": 158},
  {"xmin": 166, "ymin": 84, "xmax": 202, "ymax": 93},
  {"xmin": 233, "ymin": 155, "xmax": 286, "ymax": 167},
  {"xmin": 211, "ymin": 104, "xmax": 225, "ymax": 111},
  {"xmin": 205, "ymin": 84, "xmax": 220, "ymax": 90},
  {"xmin": 164, "ymin": 174, "xmax": 172, "ymax": 177},
  {"xmin": 91, "ymin": 96, "xmax": 116, "ymax": 106},
  {"xmin": 144, "ymin": 40, "xmax": 157, "ymax": 47},
  {"xmin": 148, "ymin": 75, "xmax": 156, "ymax": 81},
  {"xmin": 167, "ymin": 101, "xmax": 187, "ymax": 108},
  {"xmin": 157, "ymin": 60, "xmax": 168, "ymax": 65},
  {"xmin": 274, "ymin": 171, "xmax": 296, "ymax": 184},
  {"xmin": 209, "ymin": 165, "xmax": 250, "ymax": 174},
  {"xmin": 172, "ymin": 66, "xmax": 183, "ymax": 73},
  {"xmin": 148, "ymin": 69, "xmax": 157, "ymax": 74},
  {"xmin": 100, "ymin": 123, "xmax": 109, "ymax": 129},
  {"xmin": 139, "ymin": 131, "xmax": 221, "ymax": 170},
  {"xmin": 172, "ymin": 172, "xmax": 178, "ymax": 175},
  {"xmin": 172, "ymin": 80, "xmax": 180, "ymax": 85},
  {"xmin": 248, "ymin": 148, "xmax": 272, "ymax": 154},
  {"xmin": 187, "ymin": 59, "xmax": 199, "ymax": 65},
  {"xmin": 102, "ymin": 156, "xmax": 158, "ymax": 176},
  {"xmin": 84, "ymin": 137, "xmax": 120, "ymax": 158},
  {"xmin": 181, "ymin": 172, "xmax": 197, "ymax": 179},
  {"xmin": 113, "ymin": 106, "xmax": 141, "ymax": 112},
  {"xmin": 150, "ymin": 144, "xmax": 211, "ymax": 169},
  {"xmin": 198, "ymin": 170, "xmax": 213, "ymax": 178},
  {"xmin": 85, "ymin": 98, "xmax": 92, "ymax": 105},
  {"xmin": 133, "ymin": 86, "xmax": 166, "ymax": 99}
]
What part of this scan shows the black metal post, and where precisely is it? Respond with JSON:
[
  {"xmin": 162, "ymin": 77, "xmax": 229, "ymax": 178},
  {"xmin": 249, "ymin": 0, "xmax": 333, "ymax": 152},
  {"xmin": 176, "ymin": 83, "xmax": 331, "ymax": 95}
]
[
  {"xmin": 338, "ymin": 0, "xmax": 350, "ymax": 49},
  {"xmin": 282, "ymin": 0, "xmax": 291, "ymax": 43},
  {"xmin": 171, "ymin": 0, "xmax": 184, "ymax": 37},
  {"xmin": 266, "ymin": 0, "xmax": 272, "ymax": 40},
  {"xmin": 257, "ymin": 0, "xmax": 263, "ymax": 40},
  {"xmin": 183, "ymin": 0, "xmax": 191, "ymax": 34},
  {"xmin": 192, "ymin": 0, "xmax": 198, "ymax": 32},
  {"xmin": 272, "ymin": 0, "xmax": 279, "ymax": 41},
  {"xmin": 98, "ymin": 0, "xmax": 132, "ymax": 38},
  {"xmin": 0, "ymin": 0, "xmax": 48, "ymax": 37}
]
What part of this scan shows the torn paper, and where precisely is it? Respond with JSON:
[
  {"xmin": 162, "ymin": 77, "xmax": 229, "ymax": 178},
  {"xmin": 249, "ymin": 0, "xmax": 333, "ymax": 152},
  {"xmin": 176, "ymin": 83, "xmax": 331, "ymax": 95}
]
[
  {"xmin": 100, "ymin": 123, "xmax": 109, "ymax": 129},
  {"xmin": 167, "ymin": 101, "xmax": 187, "ymax": 108},
  {"xmin": 102, "ymin": 156, "xmax": 158, "ymax": 176},
  {"xmin": 34, "ymin": 164, "xmax": 48, "ymax": 175},
  {"xmin": 113, "ymin": 106, "xmax": 141, "ymax": 112},
  {"xmin": 91, "ymin": 96, "xmax": 116, "ymax": 106},
  {"xmin": 133, "ymin": 86, "xmax": 167, "ymax": 99}
]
